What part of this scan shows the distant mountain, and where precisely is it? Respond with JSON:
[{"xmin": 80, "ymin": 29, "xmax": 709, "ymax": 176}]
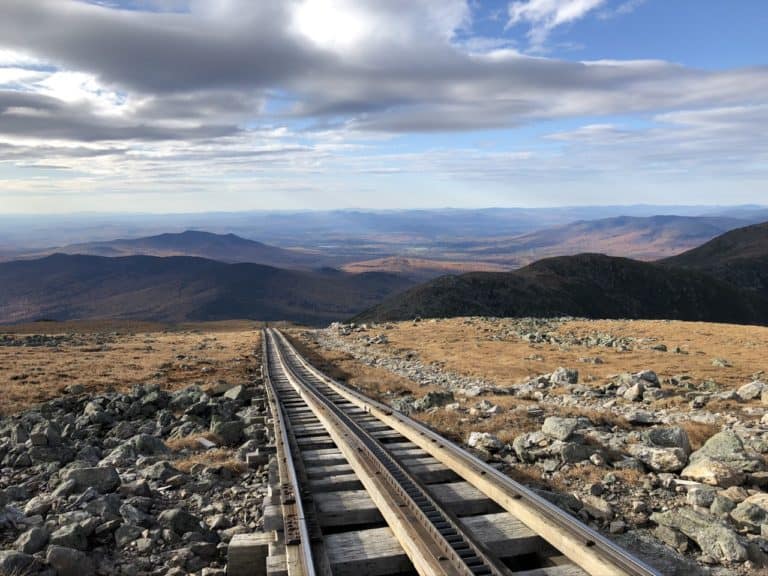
[
  {"xmin": 0, "ymin": 254, "xmax": 414, "ymax": 326},
  {"xmin": 13, "ymin": 230, "xmax": 332, "ymax": 269},
  {"xmin": 340, "ymin": 256, "xmax": 510, "ymax": 281},
  {"xmin": 661, "ymin": 221, "xmax": 768, "ymax": 294},
  {"xmin": 466, "ymin": 215, "xmax": 750, "ymax": 265},
  {"xmin": 354, "ymin": 222, "xmax": 768, "ymax": 326}
]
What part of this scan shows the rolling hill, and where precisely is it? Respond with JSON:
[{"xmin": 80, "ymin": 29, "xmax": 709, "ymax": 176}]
[
  {"xmin": 9, "ymin": 230, "xmax": 332, "ymax": 269},
  {"xmin": 661, "ymin": 221, "xmax": 768, "ymax": 293},
  {"xmin": 464, "ymin": 215, "xmax": 749, "ymax": 265},
  {"xmin": 354, "ymin": 222, "xmax": 768, "ymax": 325},
  {"xmin": 0, "ymin": 254, "xmax": 414, "ymax": 326}
]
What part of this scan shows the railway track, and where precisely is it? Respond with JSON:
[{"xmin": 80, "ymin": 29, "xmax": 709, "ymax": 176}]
[{"xmin": 259, "ymin": 328, "xmax": 660, "ymax": 576}]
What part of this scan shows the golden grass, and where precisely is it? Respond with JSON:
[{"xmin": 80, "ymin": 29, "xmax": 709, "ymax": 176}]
[
  {"xmin": 372, "ymin": 318, "xmax": 768, "ymax": 394},
  {"xmin": 680, "ymin": 421, "xmax": 722, "ymax": 451},
  {"xmin": 166, "ymin": 432, "xmax": 223, "ymax": 452},
  {"xmin": 174, "ymin": 448, "xmax": 247, "ymax": 475},
  {"xmin": 0, "ymin": 321, "xmax": 262, "ymax": 415}
]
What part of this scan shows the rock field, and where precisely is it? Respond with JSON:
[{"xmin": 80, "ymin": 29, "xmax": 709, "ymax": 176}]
[
  {"xmin": 0, "ymin": 379, "xmax": 269, "ymax": 575},
  {"xmin": 298, "ymin": 317, "xmax": 768, "ymax": 575}
]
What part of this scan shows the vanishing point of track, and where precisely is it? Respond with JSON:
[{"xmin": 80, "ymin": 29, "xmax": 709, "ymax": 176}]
[{"xmin": 262, "ymin": 328, "xmax": 661, "ymax": 576}]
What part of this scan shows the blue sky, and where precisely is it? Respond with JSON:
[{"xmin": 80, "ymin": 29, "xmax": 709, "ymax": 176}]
[{"xmin": 0, "ymin": 0, "xmax": 766, "ymax": 213}]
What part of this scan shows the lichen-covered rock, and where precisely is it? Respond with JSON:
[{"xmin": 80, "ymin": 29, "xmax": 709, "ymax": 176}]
[
  {"xmin": 681, "ymin": 457, "xmax": 745, "ymax": 487},
  {"xmin": 651, "ymin": 507, "xmax": 748, "ymax": 564},
  {"xmin": 541, "ymin": 416, "xmax": 579, "ymax": 441},
  {"xmin": 62, "ymin": 466, "xmax": 121, "ymax": 493},
  {"xmin": 627, "ymin": 444, "xmax": 688, "ymax": 473},
  {"xmin": 730, "ymin": 493, "xmax": 768, "ymax": 533},
  {"xmin": 467, "ymin": 431, "xmax": 503, "ymax": 453},
  {"xmin": 643, "ymin": 427, "xmax": 691, "ymax": 455}
]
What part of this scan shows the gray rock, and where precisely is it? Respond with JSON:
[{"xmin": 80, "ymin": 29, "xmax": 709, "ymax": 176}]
[
  {"xmin": 711, "ymin": 494, "xmax": 738, "ymax": 517},
  {"xmin": 550, "ymin": 367, "xmax": 578, "ymax": 385},
  {"xmin": 0, "ymin": 551, "xmax": 37, "ymax": 574},
  {"xmin": 143, "ymin": 461, "xmax": 181, "ymax": 482},
  {"xmin": 24, "ymin": 494, "xmax": 52, "ymax": 516},
  {"xmin": 643, "ymin": 426, "xmax": 692, "ymax": 455},
  {"xmin": 50, "ymin": 522, "xmax": 89, "ymax": 551},
  {"xmin": 731, "ymin": 493, "xmax": 768, "ymax": 533},
  {"xmin": 686, "ymin": 486, "xmax": 716, "ymax": 509},
  {"xmin": 115, "ymin": 524, "xmax": 144, "ymax": 549},
  {"xmin": 623, "ymin": 380, "xmax": 644, "ymax": 402},
  {"xmin": 541, "ymin": 417, "xmax": 579, "ymax": 441},
  {"xmin": 223, "ymin": 385, "xmax": 251, "ymax": 403},
  {"xmin": 737, "ymin": 380, "xmax": 765, "ymax": 400},
  {"xmin": 210, "ymin": 420, "xmax": 244, "ymax": 447},
  {"xmin": 62, "ymin": 466, "xmax": 121, "ymax": 493},
  {"xmin": 651, "ymin": 507, "xmax": 748, "ymax": 564},
  {"xmin": 411, "ymin": 391, "xmax": 454, "ymax": 411},
  {"xmin": 681, "ymin": 457, "xmax": 745, "ymax": 487},
  {"xmin": 46, "ymin": 545, "xmax": 95, "ymax": 576},
  {"xmin": 158, "ymin": 508, "xmax": 203, "ymax": 535},
  {"xmin": 14, "ymin": 526, "xmax": 48, "ymax": 554},
  {"xmin": 689, "ymin": 430, "xmax": 764, "ymax": 473},
  {"xmin": 133, "ymin": 434, "xmax": 169, "ymax": 455},
  {"xmin": 467, "ymin": 431, "xmax": 503, "ymax": 453},
  {"xmin": 636, "ymin": 370, "xmax": 660, "ymax": 386},
  {"xmin": 627, "ymin": 445, "xmax": 688, "ymax": 473}
]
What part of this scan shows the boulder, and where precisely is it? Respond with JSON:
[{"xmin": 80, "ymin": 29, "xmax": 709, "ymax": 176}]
[
  {"xmin": 737, "ymin": 381, "xmax": 765, "ymax": 401},
  {"xmin": 143, "ymin": 460, "xmax": 181, "ymax": 482},
  {"xmin": 412, "ymin": 391, "xmax": 454, "ymax": 411},
  {"xmin": 62, "ymin": 466, "xmax": 121, "ymax": 493},
  {"xmin": 627, "ymin": 445, "xmax": 688, "ymax": 473},
  {"xmin": 210, "ymin": 420, "xmax": 245, "ymax": 447},
  {"xmin": 46, "ymin": 545, "xmax": 95, "ymax": 576},
  {"xmin": 550, "ymin": 367, "xmax": 578, "ymax": 385},
  {"xmin": 467, "ymin": 432, "xmax": 503, "ymax": 453},
  {"xmin": 623, "ymin": 381, "xmax": 644, "ymax": 402},
  {"xmin": 14, "ymin": 526, "xmax": 48, "ymax": 554},
  {"xmin": 223, "ymin": 385, "xmax": 252, "ymax": 403},
  {"xmin": 159, "ymin": 508, "xmax": 203, "ymax": 535},
  {"xmin": 50, "ymin": 522, "xmax": 89, "ymax": 551},
  {"xmin": 731, "ymin": 493, "xmax": 768, "ymax": 533},
  {"xmin": 133, "ymin": 434, "xmax": 169, "ymax": 455},
  {"xmin": 651, "ymin": 507, "xmax": 748, "ymax": 564},
  {"xmin": 541, "ymin": 417, "xmax": 579, "ymax": 441},
  {"xmin": 0, "ymin": 551, "xmax": 37, "ymax": 574},
  {"xmin": 681, "ymin": 457, "xmax": 745, "ymax": 488},
  {"xmin": 643, "ymin": 426, "xmax": 692, "ymax": 455},
  {"xmin": 689, "ymin": 431, "xmax": 764, "ymax": 474}
]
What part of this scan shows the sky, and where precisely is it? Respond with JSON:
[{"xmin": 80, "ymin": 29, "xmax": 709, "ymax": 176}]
[{"xmin": 0, "ymin": 0, "xmax": 766, "ymax": 213}]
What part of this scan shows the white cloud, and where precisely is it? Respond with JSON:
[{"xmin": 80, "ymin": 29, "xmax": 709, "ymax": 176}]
[{"xmin": 507, "ymin": 0, "xmax": 607, "ymax": 49}]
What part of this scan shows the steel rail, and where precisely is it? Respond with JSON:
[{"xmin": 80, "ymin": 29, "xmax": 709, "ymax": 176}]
[
  {"xmin": 267, "ymin": 329, "xmax": 512, "ymax": 576},
  {"xmin": 263, "ymin": 336, "xmax": 317, "ymax": 576},
  {"xmin": 272, "ymin": 328, "xmax": 662, "ymax": 576}
]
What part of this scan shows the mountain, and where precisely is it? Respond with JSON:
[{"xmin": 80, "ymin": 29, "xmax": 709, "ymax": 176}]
[
  {"xmin": 340, "ymin": 256, "xmax": 510, "ymax": 281},
  {"xmin": 0, "ymin": 254, "xmax": 414, "ymax": 326},
  {"xmin": 464, "ymin": 215, "xmax": 750, "ymax": 265},
  {"xmin": 354, "ymin": 250, "xmax": 768, "ymax": 326},
  {"xmin": 12, "ymin": 230, "xmax": 332, "ymax": 269},
  {"xmin": 661, "ymin": 221, "xmax": 768, "ymax": 293}
]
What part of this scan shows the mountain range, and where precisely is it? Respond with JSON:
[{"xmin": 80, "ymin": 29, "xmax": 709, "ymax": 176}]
[
  {"xmin": 0, "ymin": 254, "xmax": 413, "ymax": 326},
  {"xmin": 354, "ymin": 221, "xmax": 768, "ymax": 326}
]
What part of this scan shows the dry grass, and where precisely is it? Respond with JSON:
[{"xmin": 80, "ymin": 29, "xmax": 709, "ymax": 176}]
[
  {"xmin": 166, "ymin": 432, "xmax": 223, "ymax": 452},
  {"xmin": 0, "ymin": 320, "xmax": 262, "ymax": 415},
  {"xmin": 680, "ymin": 421, "xmax": 722, "ymax": 451},
  {"xmin": 329, "ymin": 317, "xmax": 768, "ymax": 414},
  {"xmin": 174, "ymin": 448, "xmax": 247, "ymax": 475}
]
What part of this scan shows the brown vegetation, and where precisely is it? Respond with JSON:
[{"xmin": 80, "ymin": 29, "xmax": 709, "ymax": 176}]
[{"xmin": 0, "ymin": 320, "xmax": 261, "ymax": 415}]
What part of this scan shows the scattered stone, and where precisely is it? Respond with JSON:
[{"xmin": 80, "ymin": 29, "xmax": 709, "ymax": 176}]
[
  {"xmin": 62, "ymin": 466, "xmax": 121, "ymax": 493},
  {"xmin": 541, "ymin": 417, "xmax": 579, "ymax": 441},
  {"xmin": 467, "ymin": 431, "xmax": 503, "ymax": 453},
  {"xmin": 47, "ymin": 545, "xmax": 95, "ymax": 576},
  {"xmin": 651, "ymin": 508, "xmax": 748, "ymax": 564}
]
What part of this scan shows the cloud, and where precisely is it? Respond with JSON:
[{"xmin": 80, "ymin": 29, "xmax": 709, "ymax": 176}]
[
  {"xmin": 507, "ymin": 0, "xmax": 607, "ymax": 49},
  {"xmin": 0, "ymin": 0, "xmax": 765, "ymax": 209}
]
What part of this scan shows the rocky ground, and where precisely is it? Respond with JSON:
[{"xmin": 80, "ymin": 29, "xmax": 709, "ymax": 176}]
[
  {"xmin": 294, "ymin": 317, "xmax": 768, "ymax": 575},
  {"xmin": 0, "ymin": 323, "xmax": 268, "ymax": 576}
]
